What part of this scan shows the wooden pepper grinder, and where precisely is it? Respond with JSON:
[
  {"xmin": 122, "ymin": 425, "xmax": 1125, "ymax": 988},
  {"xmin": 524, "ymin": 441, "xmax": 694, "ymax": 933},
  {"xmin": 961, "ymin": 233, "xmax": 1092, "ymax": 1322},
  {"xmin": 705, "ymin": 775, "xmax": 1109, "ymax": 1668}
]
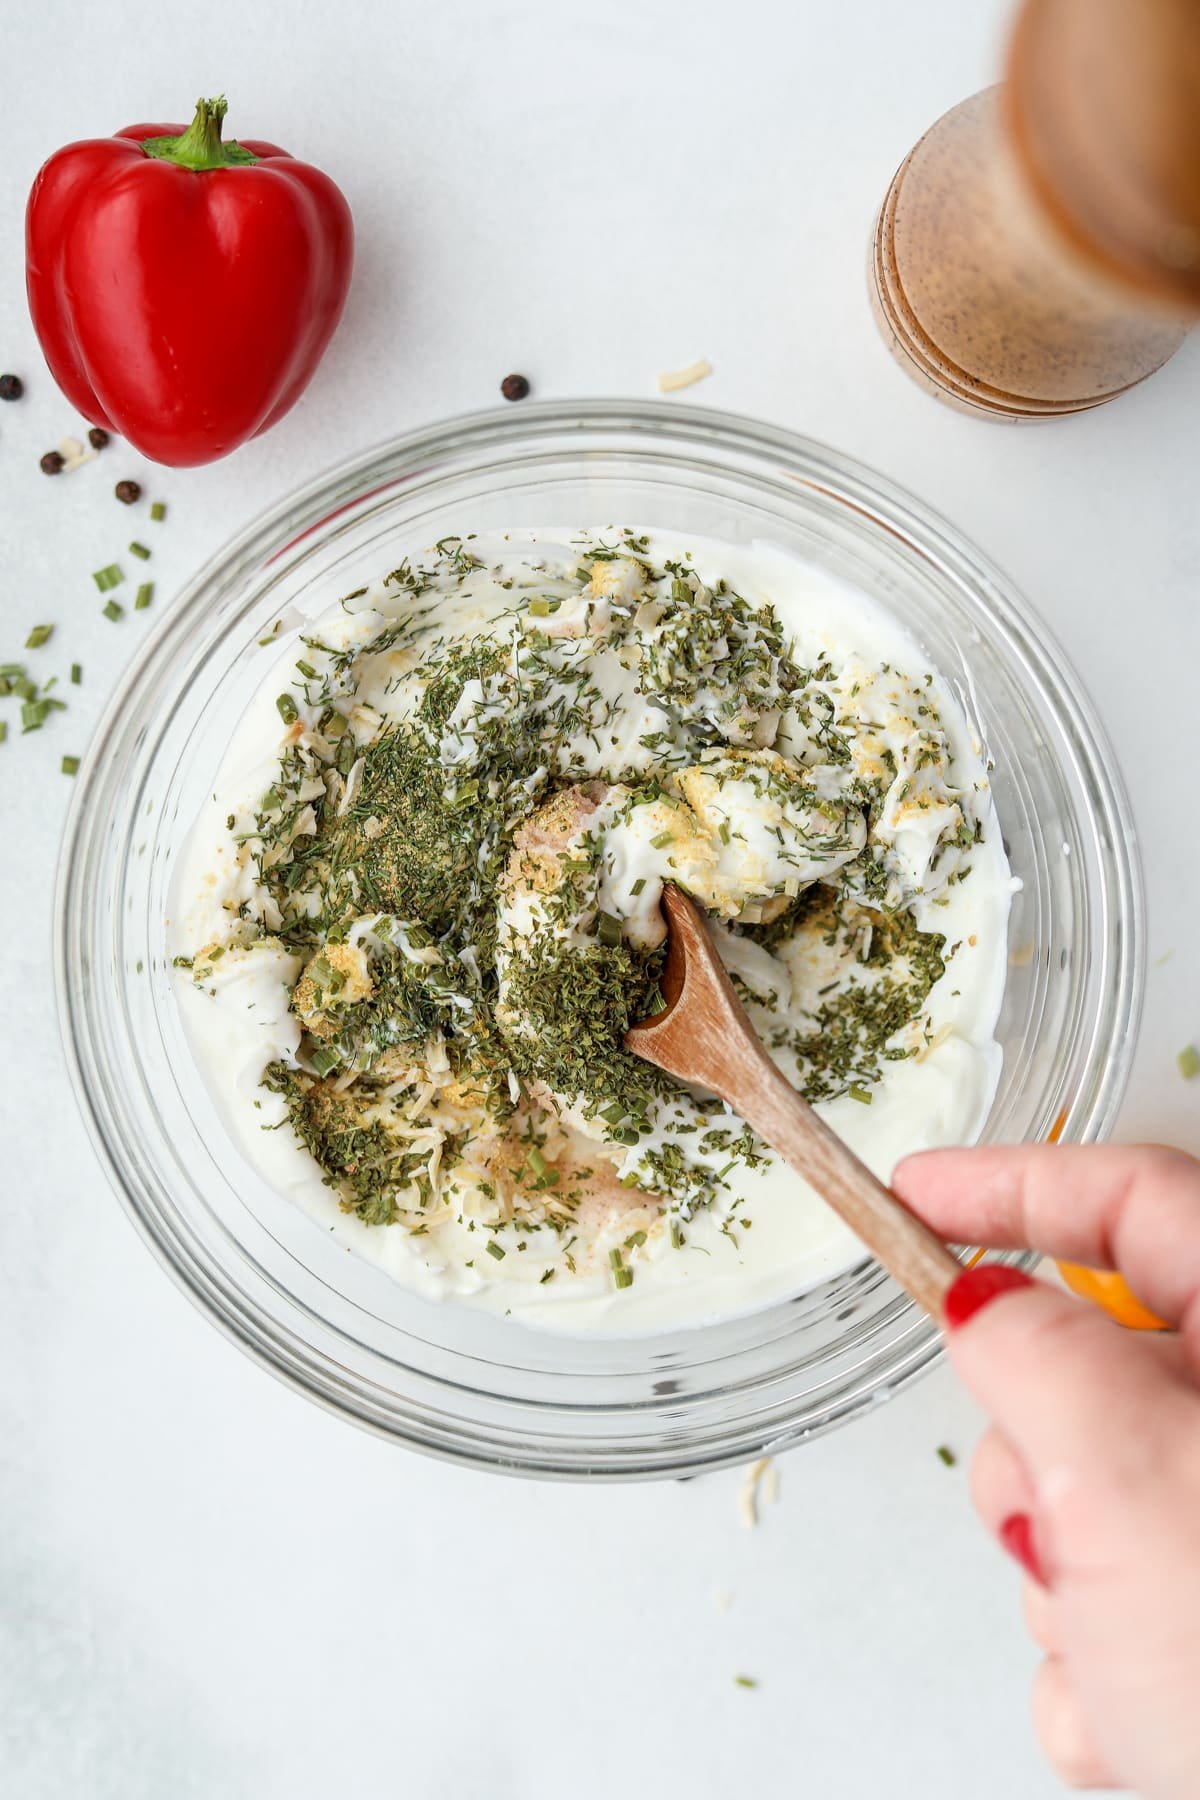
[{"xmin": 871, "ymin": 0, "xmax": 1200, "ymax": 417}]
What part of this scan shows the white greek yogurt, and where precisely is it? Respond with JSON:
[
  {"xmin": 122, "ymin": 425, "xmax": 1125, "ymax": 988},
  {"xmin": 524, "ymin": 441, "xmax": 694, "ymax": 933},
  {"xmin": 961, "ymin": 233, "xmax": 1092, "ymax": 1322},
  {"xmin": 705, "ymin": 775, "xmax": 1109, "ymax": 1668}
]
[{"xmin": 169, "ymin": 530, "xmax": 1014, "ymax": 1333}]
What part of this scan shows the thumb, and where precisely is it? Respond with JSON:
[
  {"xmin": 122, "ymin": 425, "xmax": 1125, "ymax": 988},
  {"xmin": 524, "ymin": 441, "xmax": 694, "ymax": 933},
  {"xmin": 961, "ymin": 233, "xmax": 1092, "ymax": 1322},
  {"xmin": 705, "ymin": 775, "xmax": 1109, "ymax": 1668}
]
[{"xmin": 944, "ymin": 1266, "xmax": 1194, "ymax": 1493}]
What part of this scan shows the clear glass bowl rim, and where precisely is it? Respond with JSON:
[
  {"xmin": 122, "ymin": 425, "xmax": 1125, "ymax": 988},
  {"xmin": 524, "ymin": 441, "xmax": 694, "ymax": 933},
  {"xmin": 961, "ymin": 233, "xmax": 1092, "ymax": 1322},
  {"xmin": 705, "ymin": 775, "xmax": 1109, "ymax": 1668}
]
[{"xmin": 54, "ymin": 399, "xmax": 1145, "ymax": 1477}]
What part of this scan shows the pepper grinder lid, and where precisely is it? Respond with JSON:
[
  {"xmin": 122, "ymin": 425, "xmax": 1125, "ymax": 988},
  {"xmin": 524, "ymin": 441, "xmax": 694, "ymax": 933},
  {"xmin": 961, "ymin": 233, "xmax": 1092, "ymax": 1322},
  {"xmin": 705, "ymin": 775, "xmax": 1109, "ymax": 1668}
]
[{"xmin": 1006, "ymin": 0, "xmax": 1200, "ymax": 311}]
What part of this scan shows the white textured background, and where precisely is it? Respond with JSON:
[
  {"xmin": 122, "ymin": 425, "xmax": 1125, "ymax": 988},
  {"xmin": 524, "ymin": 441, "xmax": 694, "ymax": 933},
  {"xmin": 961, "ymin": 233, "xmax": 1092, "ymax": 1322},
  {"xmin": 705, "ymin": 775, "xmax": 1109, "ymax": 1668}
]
[{"xmin": 2, "ymin": 2, "xmax": 1198, "ymax": 1796}]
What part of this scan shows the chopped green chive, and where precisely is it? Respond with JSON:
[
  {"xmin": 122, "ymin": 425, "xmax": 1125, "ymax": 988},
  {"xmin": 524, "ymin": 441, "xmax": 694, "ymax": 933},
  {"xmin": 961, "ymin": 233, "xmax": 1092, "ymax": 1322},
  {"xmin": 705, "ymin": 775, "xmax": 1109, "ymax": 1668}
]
[
  {"xmin": 70, "ymin": 663, "xmax": 82, "ymax": 685},
  {"xmin": 539, "ymin": 1268, "xmax": 554, "ymax": 1283},
  {"xmin": 0, "ymin": 720, "xmax": 6, "ymax": 743},
  {"xmin": 609, "ymin": 1247, "xmax": 633, "ymax": 1288},
  {"xmin": 596, "ymin": 910, "xmax": 623, "ymax": 948},
  {"xmin": 61, "ymin": 755, "xmax": 80, "ymax": 776},
  {"xmin": 936, "ymin": 1445, "xmax": 957, "ymax": 1468},
  {"xmin": 485, "ymin": 1239, "xmax": 506, "ymax": 1260},
  {"xmin": 528, "ymin": 1146, "xmax": 548, "ymax": 1178},
  {"xmin": 21, "ymin": 699, "xmax": 47, "ymax": 732},
  {"xmin": 718, "ymin": 821, "xmax": 731, "ymax": 844},
  {"xmin": 0, "ymin": 678, "xmax": 9, "ymax": 698},
  {"xmin": 0, "ymin": 662, "xmax": 24, "ymax": 678},
  {"xmin": 295, "ymin": 659, "xmax": 317, "ymax": 680},
  {"xmin": 150, "ymin": 501, "xmax": 167, "ymax": 522},
  {"xmin": 276, "ymin": 693, "xmax": 299, "ymax": 725},
  {"xmin": 310, "ymin": 1046, "xmax": 341, "ymax": 1078},
  {"xmin": 258, "ymin": 621, "xmax": 281, "ymax": 646},
  {"xmin": 102, "ymin": 599, "xmax": 123, "ymax": 622},
  {"xmin": 848, "ymin": 1084, "xmax": 873, "ymax": 1104},
  {"xmin": 134, "ymin": 583, "xmax": 154, "ymax": 610},
  {"xmin": 629, "ymin": 877, "xmax": 647, "ymax": 897},
  {"xmin": 93, "ymin": 564, "xmax": 123, "ymax": 592},
  {"xmin": 624, "ymin": 1229, "xmax": 647, "ymax": 1249},
  {"xmin": 670, "ymin": 1220, "xmax": 684, "ymax": 1249},
  {"xmin": 527, "ymin": 597, "xmax": 562, "ymax": 616},
  {"xmin": 14, "ymin": 676, "xmax": 35, "ymax": 700},
  {"xmin": 25, "ymin": 624, "xmax": 53, "ymax": 649},
  {"xmin": 650, "ymin": 830, "xmax": 674, "ymax": 849},
  {"xmin": 734, "ymin": 1676, "xmax": 758, "ymax": 1690},
  {"xmin": 129, "ymin": 541, "xmax": 151, "ymax": 561},
  {"xmin": 1178, "ymin": 1044, "xmax": 1200, "ymax": 1080}
]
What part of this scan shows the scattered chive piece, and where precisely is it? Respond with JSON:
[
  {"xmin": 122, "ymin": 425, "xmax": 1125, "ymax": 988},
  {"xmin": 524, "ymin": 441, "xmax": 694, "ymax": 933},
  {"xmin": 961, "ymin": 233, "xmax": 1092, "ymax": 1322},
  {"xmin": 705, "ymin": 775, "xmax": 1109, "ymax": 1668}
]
[
  {"xmin": 134, "ymin": 582, "xmax": 154, "ymax": 611},
  {"xmin": 848, "ymin": 1084, "xmax": 873, "ymax": 1105},
  {"xmin": 734, "ymin": 1676, "xmax": 758, "ymax": 1690},
  {"xmin": 0, "ymin": 720, "xmax": 6, "ymax": 743},
  {"xmin": 670, "ymin": 1219, "xmax": 684, "ymax": 1248},
  {"xmin": 70, "ymin": 663, "xmax": 82, "ymax": 685},
  {"xmin": 21, "ymin": 700, "xmax": 47, "ymax": 732},
  {"xmin": 310, "ymin": 1046, "xmax": 341, "ymax": 1077},
  {"xmin": 650, "ymin": 829, "xmax": 674, "ymax": 849},
  {"xmin": 609, "ymin": 1247, "xmax": 633, "ymax": 1288},
  {"xmin": 295, "ymin": 659, "xmax": 317, "ymax": 680},
  {"xmin": 0, "ymin": 678, "xmax": 9, "ymax": 698},
  {"xmin": 150, "ymin": 501, "xmax": 166, "ymax": 522},
  {"xmin": 25, "ymin": 624, "xmax": 53, "ymax": 649},
  {"xmin": 539, "ymin": 1268, "xmax": 554, "ymax": 1283},
  {"xmin": 485, "ymin": 1239, "xmax": 506, "ymax": 1260},
  {"xmin": 624, "ymin": 1229, "xmax": 647, "ymax": 1249},
  {"xmin": 129, "ymin": 541, "xmax": 151, "ymax": 561},
  {"xmin": 596, "ymin": 910, "xmax": 623, "ymax": 948},
  {"xmin": 61, "ymin": 755, "xmax": 80, "ymax": 776},
  {"xmin": 630, "ymin": 877, "xmax": 647, "ymax": 897},
  {"xmin": 527, "ymin": 597, "xmax": 562, "ymax": 617},
  {"xmin": 1178, "ymin": 1044, "xmax": 1200, "ymax": 1080},
  {"xmin": 936, "ymin": 1445, "xmax": 957, "ymax": 1468},
  {"xmin": 14, "ymin": 676, "xmax": 36, "ymax": 700},
  {"xmin": 718, "ymin": 821, "xmax": 731, "ymax": 844},
  {"xmin": 102, "ymin": 599, "xmax": 124, "ymax": 622},
  {"xmin": 528, "ymin": 1146, "xmax": 548, "ymax": 1178},
  {"xmin": 0, "ymin": 663, "xmax": 24, "ymax": 677},
  {"xmin": 93, "ymin": 564, "xmax": 123, "ymax": 592},
  {"xmin": 276, "ymin": 693, "xmax": 299, "ymax": 725}
]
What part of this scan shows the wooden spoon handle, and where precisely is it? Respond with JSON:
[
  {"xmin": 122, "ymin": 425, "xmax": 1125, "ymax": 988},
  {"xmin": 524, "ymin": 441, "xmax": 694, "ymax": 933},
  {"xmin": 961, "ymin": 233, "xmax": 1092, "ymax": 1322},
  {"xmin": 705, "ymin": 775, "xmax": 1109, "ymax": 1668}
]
[{"xmin": 733, "ymin": 1051, "xmax": 964, "ymax": 1318}]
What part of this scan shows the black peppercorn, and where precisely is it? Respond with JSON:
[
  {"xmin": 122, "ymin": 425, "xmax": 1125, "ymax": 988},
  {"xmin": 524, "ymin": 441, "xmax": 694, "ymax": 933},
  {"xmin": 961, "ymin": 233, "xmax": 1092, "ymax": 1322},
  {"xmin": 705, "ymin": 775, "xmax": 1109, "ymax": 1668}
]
[
  {"xmin": 500, "ymin": 373, "xmax": 530, "ymax": 402},
  {"xmin": 40, "ymin": 450, "xmax": 65, "ymax": 475},
  {"xmin": 0, "ymin": 373, "xmax": 23, "ymax": 402},
  {"xmin": 115, "ymin": 479, "xmax": 142, "ymax": 504},
  {"xmin": 88, "ymin": 426, "xmax": 110, "ymax": 449}
]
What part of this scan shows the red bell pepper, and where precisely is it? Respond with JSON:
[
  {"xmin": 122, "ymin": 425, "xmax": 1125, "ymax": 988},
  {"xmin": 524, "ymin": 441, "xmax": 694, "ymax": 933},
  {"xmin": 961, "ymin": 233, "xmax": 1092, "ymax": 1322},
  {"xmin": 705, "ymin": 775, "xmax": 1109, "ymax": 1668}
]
[{"xmin": 26, "ymin": 96, "xmax": 353, "ymax": 467}]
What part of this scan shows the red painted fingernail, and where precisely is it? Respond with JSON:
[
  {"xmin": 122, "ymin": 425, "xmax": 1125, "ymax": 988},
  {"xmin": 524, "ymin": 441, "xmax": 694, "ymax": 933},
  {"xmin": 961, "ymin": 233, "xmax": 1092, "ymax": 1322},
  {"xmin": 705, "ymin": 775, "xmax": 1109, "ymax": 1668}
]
[
  {"xmin": 944, "ymin": 1264, "xmax": 1035, "ymax": 1329},
  {"xmin": 999, "ymin": 1512, "xmax": 1048, "ymax": 1586}
]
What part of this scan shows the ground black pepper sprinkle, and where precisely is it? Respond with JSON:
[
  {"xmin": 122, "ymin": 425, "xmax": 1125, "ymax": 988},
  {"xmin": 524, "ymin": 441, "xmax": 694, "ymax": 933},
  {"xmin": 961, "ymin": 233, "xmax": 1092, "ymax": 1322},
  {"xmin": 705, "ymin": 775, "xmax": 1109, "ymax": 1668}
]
[
  {"xmin": 87, "ymin": 426, "xmax": 110, "ymax": 449},
  {"xmin": 500, "ymin": 373, "xmax": 530, "ymax": 401},
  {"xmin": 115, "ymin": 479, "xmax": 141, "ymax": 504},
  {"xmin": 0, "ymin": 373, "xmax": 23, "ymax": 402},
  {"xmin": 40, "ymin": 450, "xmax": 65, "ymax": 475}
]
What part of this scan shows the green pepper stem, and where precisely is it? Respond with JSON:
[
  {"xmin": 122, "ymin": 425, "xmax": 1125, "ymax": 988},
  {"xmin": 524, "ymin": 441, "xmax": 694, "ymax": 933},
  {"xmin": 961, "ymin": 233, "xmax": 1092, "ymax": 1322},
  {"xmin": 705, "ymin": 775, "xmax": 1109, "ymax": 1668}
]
[{"xmin": 141, "ymin": 96, "xmax": 260, "ymax": 171}]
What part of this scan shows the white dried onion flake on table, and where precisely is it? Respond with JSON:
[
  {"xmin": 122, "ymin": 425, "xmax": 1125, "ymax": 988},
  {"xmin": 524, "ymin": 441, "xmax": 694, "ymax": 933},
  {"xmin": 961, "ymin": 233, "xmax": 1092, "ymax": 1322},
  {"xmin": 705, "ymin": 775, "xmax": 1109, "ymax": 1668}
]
[{"xmin": 656, "ymin": 358, "xmax": 713, "ymax": 393}]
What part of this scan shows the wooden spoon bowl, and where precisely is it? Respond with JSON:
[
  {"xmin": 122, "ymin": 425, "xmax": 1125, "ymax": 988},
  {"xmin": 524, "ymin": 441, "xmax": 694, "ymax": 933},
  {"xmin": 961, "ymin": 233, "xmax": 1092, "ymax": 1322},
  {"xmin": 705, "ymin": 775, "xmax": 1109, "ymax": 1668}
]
[{"xmin": 625, "ymin": 885, "xmax": 964, "ymax": 1319}]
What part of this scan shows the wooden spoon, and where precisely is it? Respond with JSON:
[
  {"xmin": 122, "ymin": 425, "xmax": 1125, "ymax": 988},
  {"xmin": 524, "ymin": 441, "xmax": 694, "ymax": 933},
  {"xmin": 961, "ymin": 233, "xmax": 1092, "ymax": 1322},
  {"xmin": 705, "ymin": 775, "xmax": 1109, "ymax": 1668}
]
[{"xmin": 625, "ymin": 885, "xmax": 963, "ymax": 1319}]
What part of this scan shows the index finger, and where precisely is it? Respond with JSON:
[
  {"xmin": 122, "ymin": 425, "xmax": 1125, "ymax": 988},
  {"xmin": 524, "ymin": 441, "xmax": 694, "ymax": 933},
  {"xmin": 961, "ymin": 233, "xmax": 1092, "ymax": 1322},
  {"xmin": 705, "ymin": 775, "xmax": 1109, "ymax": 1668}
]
[{"xmin": 893, "ymin": 1144, "xmax": 1200, "ymax": 1329}]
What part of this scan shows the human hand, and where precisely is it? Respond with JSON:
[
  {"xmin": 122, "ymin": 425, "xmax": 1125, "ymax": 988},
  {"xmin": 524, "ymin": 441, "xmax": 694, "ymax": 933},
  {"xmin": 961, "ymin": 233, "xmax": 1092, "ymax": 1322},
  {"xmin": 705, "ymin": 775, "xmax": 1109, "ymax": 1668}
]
[{"xmin": 893, "ymin": 1145, "xmax": 1200, "ymax": 1798}]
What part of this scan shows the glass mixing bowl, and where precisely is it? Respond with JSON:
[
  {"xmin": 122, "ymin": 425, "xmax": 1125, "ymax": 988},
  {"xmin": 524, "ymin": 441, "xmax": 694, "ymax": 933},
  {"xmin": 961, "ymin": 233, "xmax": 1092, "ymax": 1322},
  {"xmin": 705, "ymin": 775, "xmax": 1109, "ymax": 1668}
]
[{"xmin": 55, "ymin": 401, "xmax": 1143, "ymax": 1478}]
